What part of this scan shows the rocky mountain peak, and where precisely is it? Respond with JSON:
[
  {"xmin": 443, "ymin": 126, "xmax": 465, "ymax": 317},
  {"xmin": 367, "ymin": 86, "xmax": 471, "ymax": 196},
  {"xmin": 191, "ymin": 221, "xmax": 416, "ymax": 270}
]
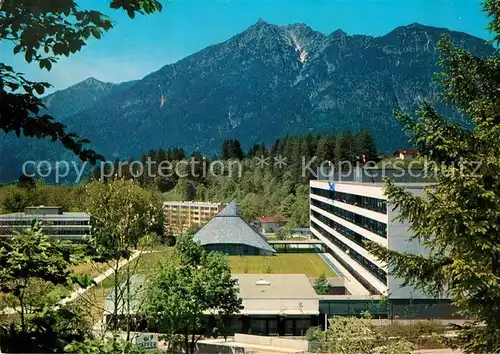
[
  {"xmin": 79, "ymin": 77, "xmax": 108, "ymax": 88},
  {"xmin": 329, "ymin": 29, "xmax": 347, "ymax": 38}
]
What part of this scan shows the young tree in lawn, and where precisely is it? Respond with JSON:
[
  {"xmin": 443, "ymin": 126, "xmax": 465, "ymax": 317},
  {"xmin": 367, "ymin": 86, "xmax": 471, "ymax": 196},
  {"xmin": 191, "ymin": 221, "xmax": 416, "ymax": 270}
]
[
  {"xmin": 275, "ymin": 226, "xmax": 291, "ymax": 241},
  {"xmin": 144, "ymin": 236, "xmax": 242, "ymax": 354},
  {"xmin": 0, "ymin": 1, "xmax": 165, "ymax": 165},
  {"xmin": 313, "ymin": 273, "xmax": 331, "ymax": 295},
  {"xmin": 84, "ymin": 179, "xmax": 160, "ymax": 336},
  {"xmin": 368, "ymin": 2, "xmax": 500, "ymax": 352}
]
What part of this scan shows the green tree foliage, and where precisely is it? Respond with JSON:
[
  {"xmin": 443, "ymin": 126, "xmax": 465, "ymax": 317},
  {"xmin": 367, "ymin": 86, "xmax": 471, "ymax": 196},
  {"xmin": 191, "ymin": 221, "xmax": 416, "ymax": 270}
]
[
  {"xmin": 247, "ymin": 143, "xmax": 267, "ymax": 158},
  {"xmin": 355, "ymin": 129, "xmax": 378, "ymax": 163},
  {"xmin": 65, "ymin": 337, "xmax": 147, "ymax": 354},
  {"xmin": 166, "ymin": 178, "xmax": 197, "ymax": 201},
  {"xmin": 368, "ymin": 2, "xmax": 500, "ymax": 352},
  {"xmin": 84, "ymin": 179, "xmax": 160, "ymax": 253},
  {"xmin": 144, "ymin": 236, "xmax": 242, "ymax": 354},
  {"xmin": 184, "ymin": 224, "xmax": 202, "ymax": 236},
  {"xmin": 275, "ymin": 226, "xmax": 291, "ymax": 241},
  {"xmin": 306, "ymin": 317, "xmax": 414, "ymax": 354},
  {"xmin": 335, "ymin": 131, "xmax": 355, "ymax": 164},
  {"xmin": 315, "ymin": 135, "xmax": 336, "ymax": 163},
  {"xmin": 1, "ymin": 305, "xmax": 93, "ymax": 353},
  {"xmin": 84, "ymin": 179, "xmax": 160, "ymax": 333},
  {"xmin": 220, "ymin": 139, "xmax": 244, "ymax": 160},
  {"xmin": 1, "ymin": 184, "xmax": 30, "ymax": 212},
  {"xmin": 0, "ymin": 224, "xmax": 90, "ymax": 332},
  {"xmin": 0, "ymin": 0, "xmax": 164, "ymax": 163},
  {"xmin": 313, "ymin": 273, "xmax": 331, "ymax": 295},
  {"xmin": 0, "ymin": 182, "xmax": 86, "ymax": 214}
]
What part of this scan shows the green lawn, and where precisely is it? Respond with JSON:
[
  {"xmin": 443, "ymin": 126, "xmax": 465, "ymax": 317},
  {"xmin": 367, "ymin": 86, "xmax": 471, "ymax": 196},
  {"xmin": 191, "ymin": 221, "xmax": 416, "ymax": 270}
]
[
  {"xmin": 229, "ymin": 254, "xmax": 337, "ymax": 277},
  {"xmin": 133, "ymin": 248, "xmax": 174, "ymax": 275}
]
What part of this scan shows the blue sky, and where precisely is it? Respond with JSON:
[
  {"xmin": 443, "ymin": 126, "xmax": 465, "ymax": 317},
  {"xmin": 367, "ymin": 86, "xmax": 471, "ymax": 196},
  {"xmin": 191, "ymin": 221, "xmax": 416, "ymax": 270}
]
[{"xmin": 0, "ymin": 0, "xmax": 492, "ymax": 92}]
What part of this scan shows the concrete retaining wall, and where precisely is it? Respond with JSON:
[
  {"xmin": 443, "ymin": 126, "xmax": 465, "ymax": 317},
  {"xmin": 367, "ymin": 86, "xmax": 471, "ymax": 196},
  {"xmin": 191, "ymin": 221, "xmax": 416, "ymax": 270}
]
[
  {"xmin": 195, "ymin": 342, "xmax": 245, "ymax": 354},
  {"xmin": 234, "ymin": 334, "xmax": 308, "ymax": 351}
]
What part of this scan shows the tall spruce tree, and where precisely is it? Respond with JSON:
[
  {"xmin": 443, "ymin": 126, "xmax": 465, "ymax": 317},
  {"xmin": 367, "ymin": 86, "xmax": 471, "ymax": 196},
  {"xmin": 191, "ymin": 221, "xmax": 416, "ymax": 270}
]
[
  {"xmin": 368, "ymin": 2, "xmax": 500, "ymax": 352},
  {"xmin": 220, "ymin": 139, "xmax": 244, "ymax": 160},
  {"xmin": 315, "ymin": 135, "xmax": 336, "ymax": 163},
  {"xmin": 355, "ymin": 129, "xmax": 378, "ymax": 163},
  {"xmin": 335, "ymin": 131, "xmax": 355, "ymax": 164}
]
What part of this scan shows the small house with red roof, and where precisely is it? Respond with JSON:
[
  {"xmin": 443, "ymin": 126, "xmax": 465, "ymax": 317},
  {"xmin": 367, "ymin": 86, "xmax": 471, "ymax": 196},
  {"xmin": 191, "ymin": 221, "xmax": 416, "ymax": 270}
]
[
  {"xmin": 256, "ymin": 216, "xmax": 289, "ymax": 234},
  {"xmin": 393, "ymin": 149, "xmax": 419, "ymax": 160}
]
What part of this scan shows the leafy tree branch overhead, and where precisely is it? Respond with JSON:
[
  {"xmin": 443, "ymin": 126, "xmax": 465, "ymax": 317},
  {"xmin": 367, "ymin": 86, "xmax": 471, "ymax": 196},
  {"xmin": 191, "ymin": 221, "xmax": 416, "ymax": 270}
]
[{"xmin": 0, "ymin": 0, "xmax": 164, "ymax": 164}]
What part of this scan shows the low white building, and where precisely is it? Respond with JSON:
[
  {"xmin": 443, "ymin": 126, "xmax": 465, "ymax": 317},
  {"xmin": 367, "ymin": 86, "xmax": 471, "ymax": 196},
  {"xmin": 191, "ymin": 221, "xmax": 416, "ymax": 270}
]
[
  {"xmin": 0, "ymin": 206, "xmax": 91, "ymax": 241},
  {"xmin": 104, "ymin": 273, "xmax": 320, "ymax": 336}
]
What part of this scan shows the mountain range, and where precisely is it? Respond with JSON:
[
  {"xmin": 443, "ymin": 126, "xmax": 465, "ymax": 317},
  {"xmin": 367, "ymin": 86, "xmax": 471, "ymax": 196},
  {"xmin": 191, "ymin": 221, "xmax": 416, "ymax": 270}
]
[{"xmin": 0, "ymin": 20, "xmax": 495, "ymax": 182}]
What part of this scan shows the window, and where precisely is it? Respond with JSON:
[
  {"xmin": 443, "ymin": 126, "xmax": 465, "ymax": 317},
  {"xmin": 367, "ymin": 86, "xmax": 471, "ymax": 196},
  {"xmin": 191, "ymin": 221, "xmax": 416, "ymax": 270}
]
[
  {"xmin": 250, "ymin": 319, "xmax": 266, "ymax": 335},
  {"xmin": 311, "ymin": 221, "xmax": 387, "ymax": 285},
  {"xmin": 311, "ymin": 187, "xmax": 387, "ymax": 214},
  {"xmin": 311, "ymin": 210, "xmax": 368, "ymax": 248},
  {"xmin": 311, "ymin": 198, "xmax": 387, "ymax": 238}
]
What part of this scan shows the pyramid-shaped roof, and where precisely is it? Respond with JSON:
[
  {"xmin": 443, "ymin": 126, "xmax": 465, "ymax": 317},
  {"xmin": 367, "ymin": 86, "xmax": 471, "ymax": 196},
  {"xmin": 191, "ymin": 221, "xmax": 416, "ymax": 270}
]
[{"xmin": 193, "ymin": 201, "xmax": 275, "ymax": 253}]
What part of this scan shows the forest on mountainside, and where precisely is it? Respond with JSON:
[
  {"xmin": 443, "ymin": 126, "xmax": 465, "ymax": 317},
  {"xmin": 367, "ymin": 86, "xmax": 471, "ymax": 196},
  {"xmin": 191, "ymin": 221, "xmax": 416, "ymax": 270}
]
[{"xmin": 0, "ymin": 130, "xmax": 378, "ymax": 228}]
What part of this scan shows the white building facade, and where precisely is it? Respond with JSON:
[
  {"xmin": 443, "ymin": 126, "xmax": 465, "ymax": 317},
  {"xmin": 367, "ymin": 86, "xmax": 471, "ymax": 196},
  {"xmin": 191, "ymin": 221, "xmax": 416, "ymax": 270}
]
[{"xmin": 309, "ymin": 180, "xmax": 453, "ymax": 317}]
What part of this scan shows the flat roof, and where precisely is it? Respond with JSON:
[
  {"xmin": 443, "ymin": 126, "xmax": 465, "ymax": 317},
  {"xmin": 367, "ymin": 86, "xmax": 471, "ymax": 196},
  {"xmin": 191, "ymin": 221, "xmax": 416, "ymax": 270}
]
[
  {"xmin": 311, "ymin": 180, "xmax": 429, "ymax": 188},
  {"xmin": 234, "ymin": 274, "xmax": 319, "ymax": 315},
  {"xmin": 234, "ymin": 274, "xmax": 318, "ymax": 300},
  {"xmin": 104, "ymin": 274, "xmax": 320, "ymax": 317},
  {"xmin": 164, "ymin": 201, "xmax": 225, "ymax": 207},
  {"xmin": 0, "ymin": 212, "xmax": 90, "ymax": 220},
  {"xmin": 267, "ymin": 240, "xmax": 323, "ymax": 245}
]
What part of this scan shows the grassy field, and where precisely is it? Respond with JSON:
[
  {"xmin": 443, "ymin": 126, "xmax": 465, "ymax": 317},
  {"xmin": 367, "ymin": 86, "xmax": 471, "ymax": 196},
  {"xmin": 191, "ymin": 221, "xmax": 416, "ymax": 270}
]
[
  {"xmin": 133, "ymin": 248, "xmax": 174, "ymax": 275},
  {"xmin": 229, "ymin": 254, "xmax": 337, "ymax": 277},
  {"xmin": 73, "ymin": 262, "xmax": 110, "ymax": 278}
]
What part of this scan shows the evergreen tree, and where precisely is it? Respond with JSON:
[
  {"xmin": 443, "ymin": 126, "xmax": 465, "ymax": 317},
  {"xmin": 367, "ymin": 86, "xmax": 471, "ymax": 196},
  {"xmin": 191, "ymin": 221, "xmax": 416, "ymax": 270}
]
[
  {"xmin": 315, "ymin": 135, "xmax": 336, "ymax": 163},
  {"xmin": 355, "ymin": 129, "xmax": 378, "ymax": 163},
  {"xmin": 368, "ymin": 3, "xmax": 500, "ymax": 352},
  {"xmin": 247, "ymin": 143, "xmax": 267, "ymax": 158},
  {"xmin": 233, "ymin": 139, "xmax": 244, "ymax": 160},
  {"xmin": 220, "ymin": 139, "xmax": 244, "ymax": 160},
  {"xmin": 335, "ymin": 131, "xmax": 355, "ymax": 165}
]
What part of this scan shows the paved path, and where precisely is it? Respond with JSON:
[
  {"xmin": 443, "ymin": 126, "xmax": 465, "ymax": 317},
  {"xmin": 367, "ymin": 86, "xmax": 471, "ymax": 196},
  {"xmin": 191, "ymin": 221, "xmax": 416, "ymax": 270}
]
[
  {"xmin": 414, "ymin": 350, "xmax": 463, "ymax": 354},
  {"xmin": 1, "ymin": 250, "xmax": 142, "ymax": 315},
  {"xmin": 58, "ymin": 250, "xmax": 141, "ymax": 306}
]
